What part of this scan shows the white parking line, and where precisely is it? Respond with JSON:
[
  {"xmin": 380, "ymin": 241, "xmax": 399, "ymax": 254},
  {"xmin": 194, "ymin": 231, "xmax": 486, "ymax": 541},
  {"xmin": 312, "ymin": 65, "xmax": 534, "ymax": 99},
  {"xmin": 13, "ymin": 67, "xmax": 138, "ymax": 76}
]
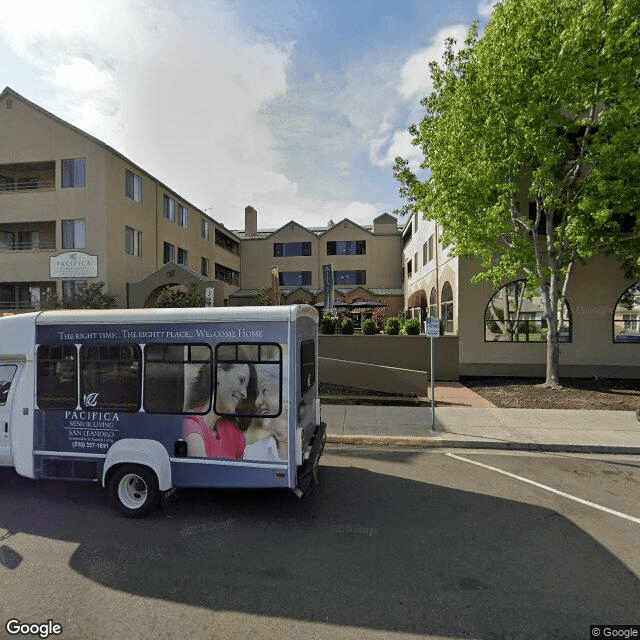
[{"xmin": 446, "ymin": 452, "xmax": 640, "ymax": 525}]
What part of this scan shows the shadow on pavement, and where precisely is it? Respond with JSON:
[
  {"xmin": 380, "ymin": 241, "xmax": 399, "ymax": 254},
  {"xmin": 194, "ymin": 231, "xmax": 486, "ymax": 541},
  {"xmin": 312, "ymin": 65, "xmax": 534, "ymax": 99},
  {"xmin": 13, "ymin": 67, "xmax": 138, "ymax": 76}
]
[{"xmin": 0, "ymin": 465, "xmax": 638, "ymax": 639}]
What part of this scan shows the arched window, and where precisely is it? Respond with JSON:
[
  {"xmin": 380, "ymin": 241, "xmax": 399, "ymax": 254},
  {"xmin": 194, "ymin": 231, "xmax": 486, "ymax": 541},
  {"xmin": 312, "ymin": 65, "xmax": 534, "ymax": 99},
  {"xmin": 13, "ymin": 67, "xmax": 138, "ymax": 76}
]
[
  {"xmin": 429, "ymin": 288, "xmax": 437, "ymax": 318},
  {"xmin": 484, "ymin": 280, "xmax": 572, "ymax": 342},
  {"xmin": 613, "ymin": 283, "xmax": 640, "ymax": 343},
  {"xmin": 441, "ymin": 282, "xmax": 454, "ymax": 333}
]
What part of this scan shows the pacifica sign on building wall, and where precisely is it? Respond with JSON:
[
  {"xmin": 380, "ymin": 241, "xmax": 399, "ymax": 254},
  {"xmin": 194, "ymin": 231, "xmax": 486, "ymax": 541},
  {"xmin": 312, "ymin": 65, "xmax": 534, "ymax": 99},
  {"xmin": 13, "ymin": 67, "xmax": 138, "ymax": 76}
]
[{"xmin": 50, "ymin": 252, "xmax": 98, "ymax": 278}]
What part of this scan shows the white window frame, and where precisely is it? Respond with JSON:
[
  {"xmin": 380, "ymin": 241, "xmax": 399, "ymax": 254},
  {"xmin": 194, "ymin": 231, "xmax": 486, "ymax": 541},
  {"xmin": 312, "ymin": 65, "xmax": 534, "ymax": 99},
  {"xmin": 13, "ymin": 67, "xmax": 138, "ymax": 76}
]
[
  {"xmin": 125, "ymin": 170, "xmax": 142, "ymax": 203},
  {"xmin": 125, "ymin": 226, "xmax": 142, "ymax": 257},
  {"xmin": 163, "ymin": 242, "xmax": 175, "ymax": 263},
  {"xmin": 61, "ymin": 219, "xmax": 86, "ymax": 249},
  {"xmin": 61, "ymin": 158, "xmax": 86, "ymax": 188},
  {"xmin": 178, "ymin": 205, "xmax": 188, "ymax": 228},
  {"xmin": 164, "ymin": 195, "xmax": 176, "ymax": 221}
]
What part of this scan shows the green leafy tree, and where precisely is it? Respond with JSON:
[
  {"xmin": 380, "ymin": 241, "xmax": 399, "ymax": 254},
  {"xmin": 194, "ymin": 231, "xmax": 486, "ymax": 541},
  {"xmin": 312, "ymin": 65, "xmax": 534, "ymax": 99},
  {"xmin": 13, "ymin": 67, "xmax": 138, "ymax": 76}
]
[
  {"xmin": 395, "ymin": 0, "xmax": 640, "ymax": 387},
  {"xmin": 155, "ymin": 283, "xmax": 205, "ymax": 308},
  {"xmin": 41, "ymin": 281, "xmax": 116, "ymax": 310},
  {"xmin": 256, "ymin": 288, "xmax": 272, "ymax": 306}
]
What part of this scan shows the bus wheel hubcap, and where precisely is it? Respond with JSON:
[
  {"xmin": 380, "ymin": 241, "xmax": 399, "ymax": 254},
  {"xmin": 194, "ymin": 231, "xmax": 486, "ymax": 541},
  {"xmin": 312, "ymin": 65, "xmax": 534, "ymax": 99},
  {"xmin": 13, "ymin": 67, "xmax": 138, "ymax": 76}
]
[{"xmin": 118, "ymin": 473, "xmax": 148, "ymax": 508}]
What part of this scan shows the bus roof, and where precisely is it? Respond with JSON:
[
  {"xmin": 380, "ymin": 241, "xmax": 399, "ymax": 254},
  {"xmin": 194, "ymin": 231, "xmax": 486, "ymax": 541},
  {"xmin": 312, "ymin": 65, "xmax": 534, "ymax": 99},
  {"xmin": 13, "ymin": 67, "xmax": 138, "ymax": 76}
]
[{"xmin": 2, "ymin": 305, "xmax": 318, "ymax": 327}]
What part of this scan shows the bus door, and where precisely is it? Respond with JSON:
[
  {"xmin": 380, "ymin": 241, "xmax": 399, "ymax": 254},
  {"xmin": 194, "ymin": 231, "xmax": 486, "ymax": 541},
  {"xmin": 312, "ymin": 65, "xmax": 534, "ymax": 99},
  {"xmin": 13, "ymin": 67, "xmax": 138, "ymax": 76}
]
[{"xmin": 0, "ymin": 363, "xmax": 20, "ymax": 466}]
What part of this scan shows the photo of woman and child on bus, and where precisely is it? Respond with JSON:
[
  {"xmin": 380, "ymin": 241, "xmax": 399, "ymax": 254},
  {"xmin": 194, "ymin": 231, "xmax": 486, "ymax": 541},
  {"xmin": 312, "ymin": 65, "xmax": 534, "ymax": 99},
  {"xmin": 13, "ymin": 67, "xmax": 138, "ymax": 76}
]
[{"xmin": 183, "ymin": 351, "xmax": 293, "ymax": 462}]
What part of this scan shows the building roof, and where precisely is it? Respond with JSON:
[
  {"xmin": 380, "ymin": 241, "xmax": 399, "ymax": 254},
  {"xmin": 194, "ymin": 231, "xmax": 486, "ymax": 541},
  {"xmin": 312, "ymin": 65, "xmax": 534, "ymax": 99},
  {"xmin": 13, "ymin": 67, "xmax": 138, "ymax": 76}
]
[{"xmin": 233, "ymin": 216, "xmax": 402, "ymax": 240}]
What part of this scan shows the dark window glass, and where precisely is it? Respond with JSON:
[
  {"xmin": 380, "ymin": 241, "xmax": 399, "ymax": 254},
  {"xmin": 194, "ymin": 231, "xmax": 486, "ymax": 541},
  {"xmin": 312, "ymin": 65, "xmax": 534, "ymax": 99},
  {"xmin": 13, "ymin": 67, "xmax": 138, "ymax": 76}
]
[
  {"xmin": 327, "ymin": 240, "xmax": 366, "ymax": 255},
  {"xmin": 279, "ymin": 271, "xmax": 311, "ymax": 286},
  {"xmin": 145, "ymin": 344, "xmax": 212, "ymax": 413},
  {"xmin": 81, "ymin": 345, "xmax": 141, "ymax": 411},
  {"xmin": 163, "ymin": 242, "xmax": 175, "ymax": 263},
  {"xmin": 273, "ymin": 242, "xmax": 312, "ymax": 257},
  {"xmin": 0, "ymin": 364, "xmax": 17, "ymax": 407},
  {"xmin": 483, "ymin": 280, "xmax": 572, "ymax": 343},
  {"xmin": 613, "ymin": 283, "xmax": 640, "ymax": 343},
  {"xmin": 37, "ymin": 344, "xmax": 78, "ymax": 409},
  {"xmin": 300, "ymin": 340, "xmax": 315, "ymax": 395},
  {"xmin": 333, "ymin": 270, "xmax": 366, "ymax": 285}
]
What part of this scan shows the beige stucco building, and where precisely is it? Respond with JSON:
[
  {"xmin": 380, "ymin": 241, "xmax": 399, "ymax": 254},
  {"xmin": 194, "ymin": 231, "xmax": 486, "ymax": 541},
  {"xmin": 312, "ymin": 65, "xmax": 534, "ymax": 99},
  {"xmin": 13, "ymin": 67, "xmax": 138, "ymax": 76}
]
[
  {"xmin": 403, "ymin": 208, "xmax": 640, "ymax": 378},
  {"xmin": 0, "ymin": 87, "xmax": 241, "ymax": 310},
  {"xmin": 231, "ymin": 206, "xmax": 404, "ymax": 315},
  {"xmin": 3, "ymin": 86, "xmax": 637, "ymax": 378}
]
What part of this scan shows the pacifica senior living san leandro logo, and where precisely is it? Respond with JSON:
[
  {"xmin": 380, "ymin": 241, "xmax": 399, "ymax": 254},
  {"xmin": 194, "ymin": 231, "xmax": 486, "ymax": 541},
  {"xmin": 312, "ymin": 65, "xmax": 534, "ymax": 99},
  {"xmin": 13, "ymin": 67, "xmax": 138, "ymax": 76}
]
[{"xmin": 83, "ymin": 392, "xmax": 99, "ymax": 407}]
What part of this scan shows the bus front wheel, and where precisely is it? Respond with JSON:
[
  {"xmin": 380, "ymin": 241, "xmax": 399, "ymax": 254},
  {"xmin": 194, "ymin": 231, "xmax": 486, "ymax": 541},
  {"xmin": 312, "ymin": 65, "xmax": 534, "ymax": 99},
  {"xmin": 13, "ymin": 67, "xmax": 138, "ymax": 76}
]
[{"xmin": 108, "ymin": 464, "xmax": 160, "ymax": 518}]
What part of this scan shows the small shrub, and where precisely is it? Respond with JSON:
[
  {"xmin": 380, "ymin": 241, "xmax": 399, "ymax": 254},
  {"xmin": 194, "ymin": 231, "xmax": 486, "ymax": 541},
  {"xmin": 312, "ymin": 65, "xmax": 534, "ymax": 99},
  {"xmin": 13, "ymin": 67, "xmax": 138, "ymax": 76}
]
[
  {"xmin": 321, "ymin": 315, "xmax": 337, "ymax": 334},
  {"xmin": 340, "ymin": 317, "xmax": 354, "ymax": 334},
  {"xmin": 385, "ymin": 317, "xmax": 401, "ymax": 335},
  {"xmin": 362, "ymin": 319, "xmax": 376, "ymax": 335},
  {"xmin": 404, "ymin": 318, "xmax": 421, "ymax": 335}
]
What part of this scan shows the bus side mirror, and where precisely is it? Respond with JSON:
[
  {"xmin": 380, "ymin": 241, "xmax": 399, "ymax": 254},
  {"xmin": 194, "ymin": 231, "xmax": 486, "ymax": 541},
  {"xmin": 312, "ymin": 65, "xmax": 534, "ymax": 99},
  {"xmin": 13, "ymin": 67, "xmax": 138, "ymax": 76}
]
[{"xmin": 174, "ymin": 439, "xmax": 188, "ymax": 457}]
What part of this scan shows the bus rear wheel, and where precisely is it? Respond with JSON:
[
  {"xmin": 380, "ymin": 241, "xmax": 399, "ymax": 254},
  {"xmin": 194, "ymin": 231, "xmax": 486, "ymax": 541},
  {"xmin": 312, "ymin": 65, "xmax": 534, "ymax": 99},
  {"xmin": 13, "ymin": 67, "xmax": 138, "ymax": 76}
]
[{"xmin": 108, "ymin": 464, "xmax": 160, "ymax": 518}]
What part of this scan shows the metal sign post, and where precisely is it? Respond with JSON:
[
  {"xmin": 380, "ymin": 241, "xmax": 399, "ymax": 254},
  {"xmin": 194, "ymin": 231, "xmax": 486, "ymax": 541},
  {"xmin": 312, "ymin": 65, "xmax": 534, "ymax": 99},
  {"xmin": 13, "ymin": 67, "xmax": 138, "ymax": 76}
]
[
  {"xmin": 424, "ymin": 317, "xmax": 440, "ymax": 431},
  {"xmin": 322, "ymin": 264, "xmax": 335, "ymax": 315}
]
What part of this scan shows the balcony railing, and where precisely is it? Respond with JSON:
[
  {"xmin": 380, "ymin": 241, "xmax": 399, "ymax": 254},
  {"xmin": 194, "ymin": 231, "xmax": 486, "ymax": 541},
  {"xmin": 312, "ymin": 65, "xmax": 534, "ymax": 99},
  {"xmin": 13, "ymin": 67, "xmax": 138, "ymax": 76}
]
[
  {"xmin": 0, "ymin": 301, "xmax": 47, "ymax": 310},
  {"xmin": 0, "ymin": 180, "xmax": 56, "ymax": 193},
  {"xmin": 0, "ymin": 240, "xmax": 56, "ymax": 252},
  {"xmin": 215, "ymin": 237, "xmax": 240, "ymax": 255},
  {"xmin": 215, "ymin": 273, "xmax": 240, "ymax": 286}
]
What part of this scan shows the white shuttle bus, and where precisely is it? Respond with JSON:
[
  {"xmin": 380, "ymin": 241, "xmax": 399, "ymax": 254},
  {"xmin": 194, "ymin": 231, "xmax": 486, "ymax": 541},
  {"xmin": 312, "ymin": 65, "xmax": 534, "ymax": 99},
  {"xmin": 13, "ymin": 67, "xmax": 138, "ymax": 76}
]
[{"xmin": 0, "ymin": 305, "xmax": 326, "ymax": 517}]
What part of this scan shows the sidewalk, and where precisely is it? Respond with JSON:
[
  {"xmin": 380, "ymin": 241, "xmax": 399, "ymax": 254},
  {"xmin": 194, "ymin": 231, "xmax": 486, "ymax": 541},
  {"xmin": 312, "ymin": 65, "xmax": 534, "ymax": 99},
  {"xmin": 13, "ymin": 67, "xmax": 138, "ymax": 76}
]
[{"xmin": 322, "ymin": 383, "xmax": 640, "ymax": 454}]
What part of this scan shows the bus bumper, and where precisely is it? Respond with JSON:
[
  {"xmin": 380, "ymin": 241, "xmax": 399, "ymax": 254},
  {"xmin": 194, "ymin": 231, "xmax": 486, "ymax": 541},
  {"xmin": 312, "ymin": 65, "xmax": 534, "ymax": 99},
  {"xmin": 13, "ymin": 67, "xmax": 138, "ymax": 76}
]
[{"xmin": 296, "ymin": 421, "xmax": 327, "ymax": 496}]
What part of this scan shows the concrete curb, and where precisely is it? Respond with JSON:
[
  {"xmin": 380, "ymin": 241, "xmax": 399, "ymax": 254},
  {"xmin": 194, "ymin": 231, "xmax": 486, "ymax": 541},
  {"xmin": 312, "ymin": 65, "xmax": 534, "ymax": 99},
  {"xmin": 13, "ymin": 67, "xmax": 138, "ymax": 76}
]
[
  {"xmin": 326, "ymin": 433, "xmax": 640, "ymax": 455},
  {"xmin": 320, "ymin": 396, "xmax": 473, "ymax": 407}
]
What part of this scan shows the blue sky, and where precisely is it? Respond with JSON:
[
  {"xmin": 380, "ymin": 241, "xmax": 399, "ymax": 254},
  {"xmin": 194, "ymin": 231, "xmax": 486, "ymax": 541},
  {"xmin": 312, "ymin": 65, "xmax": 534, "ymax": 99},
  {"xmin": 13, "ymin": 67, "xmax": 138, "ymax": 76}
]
[{"xmin": 0, "ymin": 0, "xmax": 493, "ymax": 231}]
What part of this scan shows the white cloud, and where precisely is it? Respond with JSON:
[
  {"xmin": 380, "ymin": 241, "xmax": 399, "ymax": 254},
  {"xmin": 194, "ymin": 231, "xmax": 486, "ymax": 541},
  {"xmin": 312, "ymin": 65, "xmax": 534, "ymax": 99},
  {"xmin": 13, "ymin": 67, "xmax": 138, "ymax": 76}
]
[
  {"xmin": 478, "ymin": 1, "xmax": 497, "ymax": 18},
  {"xmin": 370, "ymin": 129, "xmax": 422, "ymax": 168},
  {"xmin": 361, "ymin": 23, "xmax": 470, "ymax": 175},
  {"xmin": 399, "ymin": 23, "xmax": 469, "ymax": 101},
  {"xmin": 0, "ymin": 0, "xmax": 343, "ymax": 229}
]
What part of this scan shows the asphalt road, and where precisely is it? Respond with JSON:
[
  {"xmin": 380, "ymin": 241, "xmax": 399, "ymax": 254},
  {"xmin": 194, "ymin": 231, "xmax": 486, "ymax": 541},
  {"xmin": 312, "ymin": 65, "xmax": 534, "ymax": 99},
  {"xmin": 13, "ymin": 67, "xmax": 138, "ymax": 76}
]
[{"xmin": 1, "ymin": 448, "xmax": 639, "ymax": 640}]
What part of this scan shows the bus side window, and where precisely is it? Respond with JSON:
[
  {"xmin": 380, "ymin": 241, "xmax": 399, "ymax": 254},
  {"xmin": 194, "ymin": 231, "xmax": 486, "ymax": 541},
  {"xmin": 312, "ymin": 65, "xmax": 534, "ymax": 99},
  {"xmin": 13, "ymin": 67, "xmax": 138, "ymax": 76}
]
[
  {"xmin": 144, "ymin": 344, "xmax": 212, "ymax": 414},
  {"xmin": 81, "ymin": 345, "xmax": 141, "ymax": 412},
  {"xmin": 37, "ymin": 345, "xmax": 78, "ymax": 410},
  {"xmin": 214, "ymin": 343, "xmax": 282, "ymax": 418},
  {"xmin": 0, "ymin": 364, "xmax": 17, "ymax": 406}
]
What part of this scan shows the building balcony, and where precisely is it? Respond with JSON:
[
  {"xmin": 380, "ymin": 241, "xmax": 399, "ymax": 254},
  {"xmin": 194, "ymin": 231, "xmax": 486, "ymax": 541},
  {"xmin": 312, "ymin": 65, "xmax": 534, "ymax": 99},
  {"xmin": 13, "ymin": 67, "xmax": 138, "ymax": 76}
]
[
  {"xmin": 215, "ymin": 230, "xmax": 240, "ymax": 255},
  {"xmin": 0, "ymin": 221, "xmax": 56, "ymax": 252},
  {"xmin": 0, "ymin": 161, "xmax": 56, "ymax": 194},
  {"xmin": 0, "ymin": 282, "xmax": 55, "ymax": 312}
]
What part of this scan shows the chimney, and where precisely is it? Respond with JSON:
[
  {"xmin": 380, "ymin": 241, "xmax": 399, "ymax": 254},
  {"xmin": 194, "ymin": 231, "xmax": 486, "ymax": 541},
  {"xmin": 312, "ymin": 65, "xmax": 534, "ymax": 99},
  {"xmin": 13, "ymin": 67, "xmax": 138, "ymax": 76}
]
[{"xmin": 245, "ymin": 205, "xmax": 257, "ymax": 237}]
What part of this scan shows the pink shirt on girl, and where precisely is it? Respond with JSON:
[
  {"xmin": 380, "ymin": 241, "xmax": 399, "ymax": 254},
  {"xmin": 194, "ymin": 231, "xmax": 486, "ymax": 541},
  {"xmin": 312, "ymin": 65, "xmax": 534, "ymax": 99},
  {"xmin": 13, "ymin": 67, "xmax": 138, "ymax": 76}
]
[{"xmin": 184, "ymin": 414, "xmax": 246, "ymax": 459}]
